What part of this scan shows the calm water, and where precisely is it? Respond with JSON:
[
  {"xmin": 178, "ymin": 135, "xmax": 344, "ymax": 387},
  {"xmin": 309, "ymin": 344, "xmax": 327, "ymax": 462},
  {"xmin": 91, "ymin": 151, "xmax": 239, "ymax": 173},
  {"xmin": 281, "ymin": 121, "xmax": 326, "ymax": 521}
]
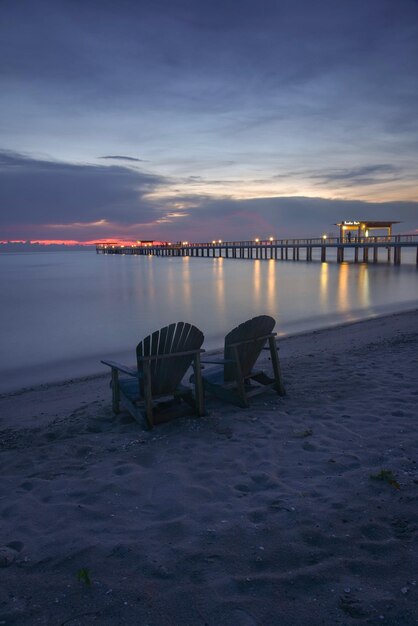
[{"xmin": 1, "ymin": 250, "xmax": 417, "ymax": 392}]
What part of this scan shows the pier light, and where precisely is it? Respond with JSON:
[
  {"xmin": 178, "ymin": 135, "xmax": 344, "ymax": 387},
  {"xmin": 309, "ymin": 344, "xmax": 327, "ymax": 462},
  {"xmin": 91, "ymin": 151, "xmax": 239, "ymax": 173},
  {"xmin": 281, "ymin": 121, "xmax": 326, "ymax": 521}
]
[
  {"xmin": 182, "ymin": 241, "xmax": 188, "ymax": 245},
  {"xmin": 212, "ymin": 240, "xmax": 216, "ymax": 244},
  {"xmin": 218, "ymin": 239, "xmax": 222, "ymax": 244},
  {"xmin": 137, "ymin": 240, "xmax": 141, "ymax": 244},
  {"xmin": 168, "ymin": 242, "xmax": 172, "ymax": 246},
  {"xmin": 322, "ymin": 234, "xmax": 327, "ymax": 240},
  {"xmin": 269, "ymin": 236, "xmax": 274, "ymax": 242},
  {"xmin": 255, "ymin": 237, "xmax": 260, "ymax": 243}
]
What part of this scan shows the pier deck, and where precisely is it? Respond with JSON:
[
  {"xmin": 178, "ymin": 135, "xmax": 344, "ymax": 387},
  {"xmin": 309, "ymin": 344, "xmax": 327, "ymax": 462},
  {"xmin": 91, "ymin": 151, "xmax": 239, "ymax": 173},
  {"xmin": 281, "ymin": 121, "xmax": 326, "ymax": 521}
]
[{"xmin": 96, "ymin": 235, "xmax": 418, "ymax": 265}]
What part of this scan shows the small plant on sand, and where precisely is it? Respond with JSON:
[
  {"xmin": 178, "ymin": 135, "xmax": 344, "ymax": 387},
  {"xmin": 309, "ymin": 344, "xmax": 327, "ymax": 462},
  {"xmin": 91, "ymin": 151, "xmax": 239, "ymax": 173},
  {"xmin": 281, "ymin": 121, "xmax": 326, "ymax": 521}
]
[
  {"xmin": 293, "ymin": 428, "xmax": 313, "ymax": 438},
  {"xmin": 77, "ymin": 567, "xmax": 92, "ymax": 586},
  {"xmin": 370, "ymin": 469, "xmax": 400, "ymax": 490}
]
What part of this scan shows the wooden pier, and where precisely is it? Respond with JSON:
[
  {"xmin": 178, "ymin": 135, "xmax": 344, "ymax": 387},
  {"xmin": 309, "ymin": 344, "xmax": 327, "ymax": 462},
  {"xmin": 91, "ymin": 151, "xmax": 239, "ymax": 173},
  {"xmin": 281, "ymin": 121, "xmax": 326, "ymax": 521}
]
[{"xmin": 96, "ymin": 235, "xmax": 418, "ymax": 265}]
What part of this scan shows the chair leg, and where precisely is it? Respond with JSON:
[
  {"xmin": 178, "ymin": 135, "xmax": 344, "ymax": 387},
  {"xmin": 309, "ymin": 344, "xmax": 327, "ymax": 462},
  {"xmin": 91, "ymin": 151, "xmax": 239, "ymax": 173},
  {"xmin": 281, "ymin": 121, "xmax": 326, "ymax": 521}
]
[
  {"xmin": 232, "ymin": 345, "xmax": 249, "ymax": 408},
  {"xmin": 193, "ymin": 352, "xmax": 205, "ymax": 416},
  {"xmin": 111, "ymin": 368, "xmax": 120, "ymax": 413},
  {"xmin": 143, "ymin": 360, "xmax": 154, "ymax": 429},
  {"xmin": 268, "ymin": 336, "xmax": 286, "ymax": 396}
]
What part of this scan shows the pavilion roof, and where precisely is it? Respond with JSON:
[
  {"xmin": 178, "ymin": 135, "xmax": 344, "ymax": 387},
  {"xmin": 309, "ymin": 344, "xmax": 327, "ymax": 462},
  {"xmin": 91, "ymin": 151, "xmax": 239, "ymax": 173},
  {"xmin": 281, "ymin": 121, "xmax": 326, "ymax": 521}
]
[{"xmin": 334, "ymin": 220, "xmax": 401, "ymax": 227}]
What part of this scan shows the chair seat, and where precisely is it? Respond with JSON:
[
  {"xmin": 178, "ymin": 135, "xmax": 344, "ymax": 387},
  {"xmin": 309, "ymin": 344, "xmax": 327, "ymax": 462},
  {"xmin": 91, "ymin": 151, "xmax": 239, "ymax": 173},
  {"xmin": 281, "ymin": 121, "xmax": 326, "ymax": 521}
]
[
  {"xmin": 119, "ymin": 377, "xmax": 193, "ymax": 403},
  {"xmin": 196, "ymin": 367, "xmax": 264, "ymax": 386}
]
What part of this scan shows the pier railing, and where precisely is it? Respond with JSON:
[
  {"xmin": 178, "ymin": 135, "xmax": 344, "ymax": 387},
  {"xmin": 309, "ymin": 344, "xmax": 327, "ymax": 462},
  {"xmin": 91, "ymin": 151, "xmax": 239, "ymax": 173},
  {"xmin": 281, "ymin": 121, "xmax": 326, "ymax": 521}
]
[
  {"xmin": 96, "ymin": 234, "xmax": 418, "ymax": 265},
  {"xmin": 193, "ymin": 234, "xmax": 416, "ymax": 246}
]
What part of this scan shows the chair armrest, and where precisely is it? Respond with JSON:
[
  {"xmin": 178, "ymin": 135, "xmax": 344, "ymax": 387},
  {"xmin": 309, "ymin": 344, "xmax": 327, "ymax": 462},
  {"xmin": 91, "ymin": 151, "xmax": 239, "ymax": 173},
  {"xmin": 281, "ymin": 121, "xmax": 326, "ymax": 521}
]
[
  {"xmin": 200, "ymin": 358, "xmax": 235, "ymax": 365},
  {"xmin": 227, "ymin": 332, "xmax": 277, "ymax": 348},
  {"xmin": 137, "ymin": 348, "xmax": 205, "ymax": 362},
  {"xmin": 101, "ymin": 360, "xmax": 139, "ymax": 377}
]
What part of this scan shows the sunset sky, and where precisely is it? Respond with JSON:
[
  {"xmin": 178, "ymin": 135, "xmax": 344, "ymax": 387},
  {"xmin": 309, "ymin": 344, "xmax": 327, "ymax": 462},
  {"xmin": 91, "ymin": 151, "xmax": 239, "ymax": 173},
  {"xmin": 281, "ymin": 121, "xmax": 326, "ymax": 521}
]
[{"xmin": 1, "ymin": 0, "xmax": 417, "ymax": 243}]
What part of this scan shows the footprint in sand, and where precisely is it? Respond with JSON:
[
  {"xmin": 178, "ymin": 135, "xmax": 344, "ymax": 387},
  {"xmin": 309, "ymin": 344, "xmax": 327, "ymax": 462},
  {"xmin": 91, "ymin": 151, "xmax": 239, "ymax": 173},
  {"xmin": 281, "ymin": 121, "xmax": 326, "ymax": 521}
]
[
  {"xmin": 19, "ymin": 481, "xmax": 33, "ymax": 491},
  {"xmin": 0, "ymin": 545, "xmax": 20, "ymax": 567},
  {"xmin": 234, "ymin": 483, "xmax": 251, "ymax": 494},
  {"xmin": 230, "ymin": 608, "xmax": 258, "ymax": 626},
  {"xmin": 390, "ymin": 517, "xmax": 417, "ymax": 542},
  {"xmin": 114, "ymin": 464, "xmax": 134, "ymax": 476},
  {"xmin": 339, "ymin": 593, "xmax": 368, "ymax": 618}
]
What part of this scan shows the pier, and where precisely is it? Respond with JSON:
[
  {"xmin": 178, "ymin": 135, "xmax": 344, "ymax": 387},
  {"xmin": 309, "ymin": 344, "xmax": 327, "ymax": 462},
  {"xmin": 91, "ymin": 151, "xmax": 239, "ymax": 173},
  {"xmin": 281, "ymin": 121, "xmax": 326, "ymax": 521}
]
[{"xmin": 96, "ymin": 234, "xmax": 418, "ymax": 265}]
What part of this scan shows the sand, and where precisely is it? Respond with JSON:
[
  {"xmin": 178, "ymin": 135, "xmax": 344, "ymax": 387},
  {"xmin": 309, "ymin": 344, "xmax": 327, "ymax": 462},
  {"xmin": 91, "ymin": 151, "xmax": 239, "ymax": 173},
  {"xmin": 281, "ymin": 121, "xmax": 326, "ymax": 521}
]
[{"xmin": 1, "ymin": 310, "xmax": 418, "ymax": 625}]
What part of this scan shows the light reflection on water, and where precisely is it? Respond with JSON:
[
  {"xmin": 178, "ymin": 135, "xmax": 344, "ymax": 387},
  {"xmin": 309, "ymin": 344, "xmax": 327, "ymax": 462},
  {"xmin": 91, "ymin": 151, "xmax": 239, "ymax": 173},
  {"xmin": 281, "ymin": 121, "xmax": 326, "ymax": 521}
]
[{"xmin": 0, "ymin": 251, "xmax": 417, "ymax": 391}]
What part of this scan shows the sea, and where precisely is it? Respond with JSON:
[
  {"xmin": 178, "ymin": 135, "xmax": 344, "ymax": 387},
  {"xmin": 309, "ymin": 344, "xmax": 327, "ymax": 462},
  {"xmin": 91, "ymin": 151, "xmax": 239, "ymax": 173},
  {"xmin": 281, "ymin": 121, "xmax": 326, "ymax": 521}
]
[{"xmin": 1, "ymin": 249, "xmax": 417, "ymax": 392}]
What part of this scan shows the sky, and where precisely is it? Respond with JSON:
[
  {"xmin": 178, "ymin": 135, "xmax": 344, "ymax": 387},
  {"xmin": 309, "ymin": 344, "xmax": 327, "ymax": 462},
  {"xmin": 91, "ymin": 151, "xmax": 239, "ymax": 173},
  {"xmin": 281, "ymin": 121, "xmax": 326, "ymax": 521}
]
[{"xmin": 0, "ymin": 0, "xmax": 417, "ymax": 243}]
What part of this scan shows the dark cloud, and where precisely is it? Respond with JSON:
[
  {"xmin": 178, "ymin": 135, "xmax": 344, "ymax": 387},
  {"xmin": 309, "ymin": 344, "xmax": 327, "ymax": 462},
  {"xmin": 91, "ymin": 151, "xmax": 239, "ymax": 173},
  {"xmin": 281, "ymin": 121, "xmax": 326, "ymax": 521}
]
[
  {"xmin": 271, "ymin": 164, "xmax": 411, "ymax": 189},
  {"xmin": 99, "ymin": 155, "xmax": 147, "ymax": 162},
  {"xmin": 309, "ymin": 164, "xmax": 404, "ymax": 187},
  {"xmin": 134, "ymin": 194, "xmax": 418, "ymax": 241},
  {"xmin": 1, "ymin": 149, "xmax": 417, "ymax": 242},
  {"xmin": 0, "ymin": 151, "xmax": 166, "ymax": 225},
  {"xmin": 1, "ymin": 0, "xmax": 417, "ymax": 117}
]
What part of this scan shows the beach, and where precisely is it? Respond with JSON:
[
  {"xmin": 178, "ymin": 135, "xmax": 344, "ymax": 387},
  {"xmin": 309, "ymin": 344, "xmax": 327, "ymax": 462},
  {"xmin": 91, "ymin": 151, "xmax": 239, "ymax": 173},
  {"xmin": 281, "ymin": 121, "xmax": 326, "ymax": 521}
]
[{"xmin": 1, "ymin": 309, "xmax": 418, "ymax": 625}]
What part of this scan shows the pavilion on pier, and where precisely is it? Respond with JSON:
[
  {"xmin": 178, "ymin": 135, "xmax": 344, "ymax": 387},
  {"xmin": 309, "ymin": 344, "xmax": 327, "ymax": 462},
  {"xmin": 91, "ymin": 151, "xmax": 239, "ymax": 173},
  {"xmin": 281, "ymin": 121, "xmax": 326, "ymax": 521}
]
[{"xmin": 335, "ymin": 220, "xmax": 400, "ymax": 240}]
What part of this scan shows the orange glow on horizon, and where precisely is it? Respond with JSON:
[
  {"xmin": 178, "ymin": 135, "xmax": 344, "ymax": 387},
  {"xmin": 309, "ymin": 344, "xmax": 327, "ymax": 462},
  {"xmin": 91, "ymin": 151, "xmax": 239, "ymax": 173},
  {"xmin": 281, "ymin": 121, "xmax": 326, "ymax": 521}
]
[{"xmin": 0, "ymin": 238, "xmax": 142, "ymax": 246}]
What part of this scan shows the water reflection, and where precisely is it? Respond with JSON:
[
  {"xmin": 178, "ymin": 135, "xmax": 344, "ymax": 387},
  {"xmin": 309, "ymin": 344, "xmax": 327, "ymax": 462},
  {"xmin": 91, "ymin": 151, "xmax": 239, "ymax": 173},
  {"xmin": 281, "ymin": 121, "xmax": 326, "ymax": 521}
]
[
  {"xmin": 319, "ymin": 262, "xmax": 329, "ymax": 312},
  {"xmin": 181, "ymin": 257, "xmax": 192, "ymax": 311},
  {"xmin": 253, "ymin": 260, "xmax": 261, "ymax": 303},
  {"xmin": 337, "ymin": 263, "xmax": 349, "ymax": 315},
  {"xmin": 1, "ymin": 251, "xmax": 417, "ymax": 392},
  {"xmin": 357, "ymin": 264, "xmax": 371, "ymax": 309},
  {"xmin": 320, "ymin": 261, "xmax": 372, "ymax": 321},
  {"xmin": 215, "ymin": 257, "xmax": 225, "ymax": 299},
  {"xmin": 267, "ymin": 259, "xmax": 277, "ymax": 311}
]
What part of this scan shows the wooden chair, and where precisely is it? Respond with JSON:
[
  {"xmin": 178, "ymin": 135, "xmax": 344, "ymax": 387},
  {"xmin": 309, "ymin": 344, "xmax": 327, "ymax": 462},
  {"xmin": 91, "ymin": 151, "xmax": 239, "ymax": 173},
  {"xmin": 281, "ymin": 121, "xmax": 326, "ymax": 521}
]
[
  {"xmin": 102, "ymin": 322, "xmax": 205, "ymax": 429},
  {"xmin": 197, "ymin": 315, "xmax": 285, "ymax": 408}
]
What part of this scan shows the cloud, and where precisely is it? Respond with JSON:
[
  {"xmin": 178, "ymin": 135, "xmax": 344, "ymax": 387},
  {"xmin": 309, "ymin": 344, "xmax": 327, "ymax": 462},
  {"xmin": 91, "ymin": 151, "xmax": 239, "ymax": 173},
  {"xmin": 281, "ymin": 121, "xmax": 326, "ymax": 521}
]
[
  {"xmin": 99, "ymin": 155, "xmax": 147, "ymax": 162},
  {"xmin": 1, "ymin": 150, "xmax": 417, "ymax": 243},
  {"xmin": 146, "ymin": 194, "xmax": 418, "ymax": 240},
  {"xmin": 310, "ymin": 164, "xmax": 403, "ymax": 187},
  {"xmin": 0, "ymin": 150, "xmax": 166, "ymax": 226}
]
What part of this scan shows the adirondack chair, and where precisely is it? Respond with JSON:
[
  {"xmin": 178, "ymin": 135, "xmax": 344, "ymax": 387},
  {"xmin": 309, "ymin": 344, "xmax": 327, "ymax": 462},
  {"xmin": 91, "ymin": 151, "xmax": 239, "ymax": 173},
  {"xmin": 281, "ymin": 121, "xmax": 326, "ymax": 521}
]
[
  {"xmin": 102, "ymin": 322, "xmax": 205, "ymax": 429},
  {"xmin": 197, "ymin": 315, "xmax": 285, "ymax": 408}
]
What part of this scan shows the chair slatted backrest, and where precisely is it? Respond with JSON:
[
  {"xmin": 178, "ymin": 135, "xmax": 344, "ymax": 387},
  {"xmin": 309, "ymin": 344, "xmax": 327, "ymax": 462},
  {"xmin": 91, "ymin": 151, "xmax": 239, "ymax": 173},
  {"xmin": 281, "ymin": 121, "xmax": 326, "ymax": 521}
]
[
  {"xmin": 137, "ymin": 322, "xmax": 204, "ymax": 396},
  {"xmin": 224, "ymin": 315, "xmax": 275, "ymax": 382}
]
